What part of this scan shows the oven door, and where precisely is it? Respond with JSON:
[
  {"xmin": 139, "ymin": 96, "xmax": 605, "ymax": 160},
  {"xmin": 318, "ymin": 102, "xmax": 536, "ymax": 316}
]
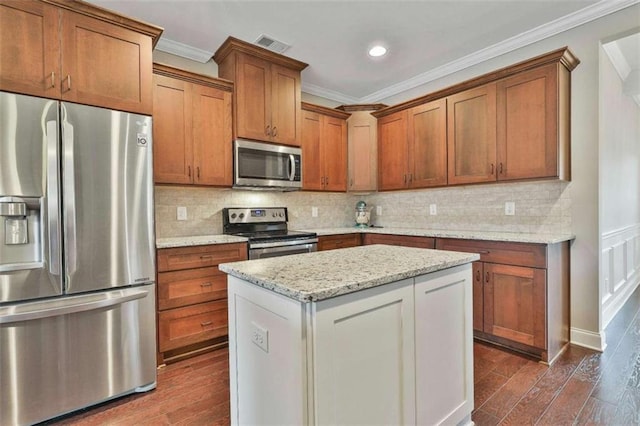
[
  {"xmin": 249, "ymin": 241, "xmax": 317, "ymax": 260},
  {"xmin": 234, "ymin": 139, "xmax": 301, "ymax": 189}
]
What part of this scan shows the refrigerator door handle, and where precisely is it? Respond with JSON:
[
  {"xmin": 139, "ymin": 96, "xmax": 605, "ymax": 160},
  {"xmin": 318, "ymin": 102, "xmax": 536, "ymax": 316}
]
[
  {"xmin": 61, "ymin": 104, "xmax": 77, "ymax": 277},
  {"xmin": 45, "ymin": 119, "xmax": 61, "ymax": 276},
  {"xmin": 0, "ymin": 287, "xmax": 149, "ymax": 324}
]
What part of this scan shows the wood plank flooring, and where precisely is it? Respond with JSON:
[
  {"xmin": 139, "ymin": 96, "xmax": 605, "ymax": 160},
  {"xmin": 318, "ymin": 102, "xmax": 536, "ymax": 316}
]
[{"xmin": 46, "ymin": 285, "xmax": 640, "ymax": 426}]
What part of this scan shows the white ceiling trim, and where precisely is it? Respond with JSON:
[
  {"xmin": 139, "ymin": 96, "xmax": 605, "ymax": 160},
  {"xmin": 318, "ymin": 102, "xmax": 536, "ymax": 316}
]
[
  {"xmin": 301, "ymin": 82, "xmax": 360, "ymax": 105},
  {"xmin": 307, "ymin": 0, "xmax": 640, "ymax": 104},
  {"xmin": 156, "ymin": 38, "xmax": 214, "ymax": 63}
]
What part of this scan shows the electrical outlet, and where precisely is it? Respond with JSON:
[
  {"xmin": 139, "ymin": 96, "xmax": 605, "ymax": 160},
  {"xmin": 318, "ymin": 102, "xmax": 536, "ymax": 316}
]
[
  {"xmin": 250, "ymin": 321, "xmax": 269, "ymax": 353},
  {"xmin": 429, "ymin": 204, "xmax": 437, "ymax": 216},
  {"xmin": 505, "ymin": 202, "xmax": 515, "ymax": 216},
  {"xmin": 312, "ymin": 206, "xmax": 318, "ymax": 217},
  {"xmin": 376, "ymin": 206, "xmax": 382, "ymax": 216},
  {"xmin": 177, "ymin": 206, "xmax": 188, "ymax": 221}
]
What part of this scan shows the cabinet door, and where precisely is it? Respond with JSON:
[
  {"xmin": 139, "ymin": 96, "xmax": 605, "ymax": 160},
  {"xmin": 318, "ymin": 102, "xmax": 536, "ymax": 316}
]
[
  {"xmin": 348, "ymin": 111, "xmax": 377, "ymax": 191},
  {"xmin": 484, "ymin": 263, "xmax": 546, "ymax": 349},
  {"xmin": 0, "ymin": 1, "xmax": 60, "ymax": 98},
  {"xmin": 447, "ymin": 83, "xmax": 497, "ymax": 185},
  {"xmin": 497, "ymin": 64, "xmax": 558, "ymax": 180},
  {"xmin": 192, "ymin": 84, "xmax": 233, "ymax": 186},
  {"xmin": 152, "ymin": 74, "xmax": 193, "ymax": 184},
  {"xmin": 408, "ymin": 98, "xmax": 447, "ymax": 188},
  {"xmin": 60, "ymin": 10, "xmax": 152, "ymax": 114},
  {"xmin": 378, "ymin": 110, "xmax": 408, "ymax": 190},
  {"xmin": 323, "ymin": 116, "xmax": 348, "ymax": 191},
  {"xmin": 235, "ymin": 53, "xmax": 271, "ymax": 141},
  {"xmin": 314, "ymin": 278, "xmax": 416, "ymax": 426},
  {"xmin": 301, "ymin": 110, "xmax": 323, "ymax": 190},
  {"xmin": 472, "ymin": 262, "xmax": 484, "ymax": 332},
  {"xmin": 271, "ymin": 63, "xmax": 301, "ymax": 146}
]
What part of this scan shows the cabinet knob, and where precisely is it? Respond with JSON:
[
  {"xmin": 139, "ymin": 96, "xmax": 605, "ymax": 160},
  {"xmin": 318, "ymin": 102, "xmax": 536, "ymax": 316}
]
[
  {"xmin": 272, "ymin": 126, "xmax": 278, "ymax": 137},
  {"xmin": 265, "ymin": 125, "xmax": 271, "ymax": 136}
]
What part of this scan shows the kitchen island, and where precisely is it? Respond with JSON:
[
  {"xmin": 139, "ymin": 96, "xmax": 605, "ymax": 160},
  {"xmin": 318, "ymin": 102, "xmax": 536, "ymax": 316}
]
[{"xmin": 219, "ymin": 245, "xmax": 479, "ymax": 425}]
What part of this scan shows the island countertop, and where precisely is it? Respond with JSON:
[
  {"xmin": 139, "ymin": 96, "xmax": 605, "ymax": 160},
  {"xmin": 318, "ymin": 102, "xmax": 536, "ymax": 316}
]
[{"xmin": 219, "ymin": 244, "xmax": 479, "ymax": 302}]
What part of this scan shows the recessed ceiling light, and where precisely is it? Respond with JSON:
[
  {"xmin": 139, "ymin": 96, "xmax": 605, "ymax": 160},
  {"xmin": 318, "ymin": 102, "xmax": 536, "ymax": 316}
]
[{"xmin": 368, "ymin": 45, "xmax": 387, "ymax": 57}]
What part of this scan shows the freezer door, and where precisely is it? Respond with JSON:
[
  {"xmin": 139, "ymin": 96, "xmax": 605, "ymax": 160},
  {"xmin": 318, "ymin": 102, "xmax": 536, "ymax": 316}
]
[
  {"xmin": 0, "ymin": 284, "xmax": 157, "ymax": 425},
  {"xmin": 0, "ymin": 91, "xmax": 63, "ymax": 302},
  {"xmin": 61, "ymin": 102, "xmax": 155, "ymax": 293}
]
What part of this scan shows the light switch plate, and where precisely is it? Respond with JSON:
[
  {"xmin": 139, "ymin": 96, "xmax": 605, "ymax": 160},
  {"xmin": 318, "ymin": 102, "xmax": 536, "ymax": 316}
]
[
  {"xmin": 376, "ymin": 206, "xmax": 382, "ymax": 216},
  {"xmin": 429, "ymin": 204, "xmax": 437, "ymax": 216},
  {"xmin": 505, "ymin": 202, "xmax": 515, "ymax": 216},
  {"xmin": 312, "ymin": 206, "xmax": 318, "ymax": 217},
  {"xmin": 177, "ymin": 206, "xmax": 188, "ymax": 221}
]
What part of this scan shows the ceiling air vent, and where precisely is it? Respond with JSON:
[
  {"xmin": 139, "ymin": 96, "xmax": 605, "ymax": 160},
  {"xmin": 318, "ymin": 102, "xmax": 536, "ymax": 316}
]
[{"xmin": 254, "ymin": 34, "xmax": 290, "ymax": 54}]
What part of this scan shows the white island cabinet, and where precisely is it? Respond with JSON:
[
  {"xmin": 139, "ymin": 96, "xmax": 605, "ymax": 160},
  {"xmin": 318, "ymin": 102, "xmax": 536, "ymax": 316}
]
[{"xmin": 220, "ymin": 245, "xmax": 479, "ymax": 426}]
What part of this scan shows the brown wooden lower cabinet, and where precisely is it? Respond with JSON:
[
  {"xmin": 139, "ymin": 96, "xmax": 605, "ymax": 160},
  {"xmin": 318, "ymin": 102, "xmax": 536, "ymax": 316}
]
[
  {"xmin": 436, "ymin": 238, "xmax": 569, "ymax": 364},
  {"xmin": 317, "ymin": 233, "xmax": 362, "ymax": 251},
  {"xmin": 156, "ymin": 242, "xmax": 247, "ymax": 364},
  {"xmin": 362, "ymin": 233, "xmax": 435, "ymax": 248}
]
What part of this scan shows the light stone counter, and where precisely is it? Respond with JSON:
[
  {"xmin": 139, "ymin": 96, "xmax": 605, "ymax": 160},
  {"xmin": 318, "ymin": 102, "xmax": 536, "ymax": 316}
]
[
  {"xmin": 156, "ymin": 234, "xmax": 247, "ymax": 249},
  {"xmin": 305, "ymin": 226, "xmax": 574, "ymax": 244},
  {"xmin": 219, "ymin": 244, "xmax": 479, "ymax": 302}
]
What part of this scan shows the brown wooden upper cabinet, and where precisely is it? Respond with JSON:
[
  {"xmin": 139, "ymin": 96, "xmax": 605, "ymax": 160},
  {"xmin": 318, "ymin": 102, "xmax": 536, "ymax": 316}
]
[
  {"xmin": 378, "ymin": 98, "xmax": 447, "ymax": 191},
  {"xmin": 214, "ymin": 37, "xmax": 308, "ymax": 147},
  {"xmin": 301, "ymin": 103, "xmax": 350, "ymax": 191},
  {"xmin": 447, "ymin": 83, "xmax": 497, "ymax": 185},
  {"xmin": 0, "ymin": 0, "xmax": 161, "ymax": 114},
  {"xmin": 374, "ymin": 47, "xmax": 579, "ymax": 189},
  {"xmin": 153, "ymin": 64, "xmax": 233, "ymax": 186}
]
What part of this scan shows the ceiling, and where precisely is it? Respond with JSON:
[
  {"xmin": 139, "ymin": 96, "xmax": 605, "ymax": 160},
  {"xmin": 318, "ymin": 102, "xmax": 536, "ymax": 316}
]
[
  {"xmin": 88, "ymin": 0, "xmax": 637, "ymax": 104},
  {"xmin": 603, "ymin": 32, "xmax": 640, "ymax": 105}
]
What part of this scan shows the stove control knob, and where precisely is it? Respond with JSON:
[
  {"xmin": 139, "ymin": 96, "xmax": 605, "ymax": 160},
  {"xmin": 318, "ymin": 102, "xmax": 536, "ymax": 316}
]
[
  {"xmin": 239, "ymin": 213, "xmax": 245, "ymax": 219},
  {"xmin": 272, "ymin": 212, "xmax": 276, "ymax": 217},
  {"xmin": 279, "ymin": 212, "xmax": 284, "ymax": 217},
  {"xmin": 231, "ymin": 213, "xmax": 237, "ymax": 219}
]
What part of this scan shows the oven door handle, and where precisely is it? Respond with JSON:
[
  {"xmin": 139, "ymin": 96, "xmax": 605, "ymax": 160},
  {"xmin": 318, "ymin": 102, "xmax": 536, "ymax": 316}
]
[{"xmin": 250, "ymin": 238, "xmax": 318, "ymax": 249}]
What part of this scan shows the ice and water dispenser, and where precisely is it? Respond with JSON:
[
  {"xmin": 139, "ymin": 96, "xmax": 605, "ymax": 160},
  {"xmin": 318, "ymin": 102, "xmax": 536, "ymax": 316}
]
[{"xmin": 0, "ymin": 196, "xmax": 42, "ymax": 269}]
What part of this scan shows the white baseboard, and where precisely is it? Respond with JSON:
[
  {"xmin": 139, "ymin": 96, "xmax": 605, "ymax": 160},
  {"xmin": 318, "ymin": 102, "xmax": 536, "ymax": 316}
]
[{"xmin": 570, "ymin": 327, "xmax": 606, "ymax": 352}]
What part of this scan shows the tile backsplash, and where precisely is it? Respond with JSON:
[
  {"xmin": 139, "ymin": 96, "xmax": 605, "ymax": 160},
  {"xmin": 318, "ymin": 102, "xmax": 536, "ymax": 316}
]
[{"xmin": 155, "ymin": 180, "xmax": 571, "ymax": 238}]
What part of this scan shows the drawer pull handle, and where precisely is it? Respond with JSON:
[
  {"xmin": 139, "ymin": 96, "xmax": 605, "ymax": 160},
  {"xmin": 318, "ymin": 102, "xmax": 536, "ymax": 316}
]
[
  {"xmin": 486, "ymin": 272, "xmax": 490, "ymax": 283},
  {"xmin": 201, "ymin": 321, "xmax": 212, "ymax": 327},
  {"xmin": 50, "ymin": 72, "xmax": 55, "ymax": 88},
  {"xmin": 475, "ymin": 270, "xmax": 480, "ymax": 281},
  {"xmin": 200, "ymin": 282, "xmax": 212, "ymax": 287},
  {"xmin": 272, "ymin": 126, "xmax": 277, "ymax": 137},
  {"xmin": 200, "ymin": 255, "xmax": 213, "ymax": 260},
  {"xmin": 478, "ymin": 250, "xmax": 490, "ymax": 254}
]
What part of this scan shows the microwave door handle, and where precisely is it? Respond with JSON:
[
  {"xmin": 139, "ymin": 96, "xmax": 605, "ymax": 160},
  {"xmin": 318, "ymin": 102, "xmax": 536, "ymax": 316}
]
[{"xmin": 289, "ymin": 154, "xmax": 295, "ymax": 181}]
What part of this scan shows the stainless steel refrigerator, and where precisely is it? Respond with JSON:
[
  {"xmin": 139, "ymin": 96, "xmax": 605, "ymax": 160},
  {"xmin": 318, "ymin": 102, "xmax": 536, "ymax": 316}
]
[{"xmin": 0, "ymin": 91, "xmax": 157, "ymax": 425}]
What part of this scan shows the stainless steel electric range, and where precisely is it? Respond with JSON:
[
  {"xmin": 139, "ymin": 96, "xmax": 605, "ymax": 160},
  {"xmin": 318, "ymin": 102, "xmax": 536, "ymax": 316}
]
[{"xmin": 222, "ymin": 207, "xmax": 318, "ymax": 260}]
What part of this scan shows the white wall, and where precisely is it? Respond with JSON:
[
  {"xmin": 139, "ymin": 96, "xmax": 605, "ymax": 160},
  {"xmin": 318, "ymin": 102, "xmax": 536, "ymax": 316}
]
[
  {"xmin": 599, "ymin": 42, "xmax": 640, "ymax": 328},
  {"xmin": 377, "ymin": 4, "xmax": 640, "ymax": 350}
]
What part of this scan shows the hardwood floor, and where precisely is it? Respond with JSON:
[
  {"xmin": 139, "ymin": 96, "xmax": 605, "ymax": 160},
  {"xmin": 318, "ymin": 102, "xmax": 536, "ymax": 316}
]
[{"xmin": 47, "ymin": 285, "xmax": 640, "ymax": 426}]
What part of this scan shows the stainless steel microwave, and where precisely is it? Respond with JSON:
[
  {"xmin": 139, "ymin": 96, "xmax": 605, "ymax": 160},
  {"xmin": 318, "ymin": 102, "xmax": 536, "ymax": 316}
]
[{"xmin": 233, "ymin": 139, "xmax": 302, "ymax": 190}]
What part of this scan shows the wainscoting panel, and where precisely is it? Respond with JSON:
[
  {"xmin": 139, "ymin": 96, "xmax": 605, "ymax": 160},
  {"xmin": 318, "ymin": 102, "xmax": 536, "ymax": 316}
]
[{"xmin": 602, "ymin": 224, "xmax": 640, "ymax": 328}]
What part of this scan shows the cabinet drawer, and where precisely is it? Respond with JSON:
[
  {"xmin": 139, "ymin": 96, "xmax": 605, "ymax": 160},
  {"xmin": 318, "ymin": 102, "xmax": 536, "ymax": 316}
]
[
  {"xmin": 318, "ymin": 234, "xmax": 362, "ymax": 251},
  {"xmin": 363, "ymin": 233, "xmax": 435, "ymax": 249},
  {"xmin": 158, "ymin": 267, "xmax": 227, "ymax": 310},
  {"xmin": 157, "ymin": 243, "xmax": 247, "ymax": 272},
  {"xmin": 435, "ymin": 238, "xmax": 546, "ymax": 268},
  {"xmin": 158, "ymin": 300, "xmax": 228, "ymax": 352}
]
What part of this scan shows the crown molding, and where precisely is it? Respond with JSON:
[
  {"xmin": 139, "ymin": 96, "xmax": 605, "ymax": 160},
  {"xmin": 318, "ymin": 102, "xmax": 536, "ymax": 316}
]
[
  {"xmin": 359, "ymin": 0, "xmax": 639, "ymax": 103},
  {"xmin": 301, "ymin": 82, "xmax": 360, "ymax": 105},
  {"xmin": 155, "ymin": 38, "xmax": 214, "ymax": 63}
]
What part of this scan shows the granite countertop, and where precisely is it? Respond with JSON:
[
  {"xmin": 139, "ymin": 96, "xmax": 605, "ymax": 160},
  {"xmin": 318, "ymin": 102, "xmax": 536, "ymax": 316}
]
[
  {"xmin": 304, "ymin": 227, "xmax": 574, "ymax": 244},
  {"xmin": 156, "ymin": 234, "xmax": 247, "ymax": 249},
  {"xmin": 219, "ymin": 244, "xmax": 479, "ymax": 302}
]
